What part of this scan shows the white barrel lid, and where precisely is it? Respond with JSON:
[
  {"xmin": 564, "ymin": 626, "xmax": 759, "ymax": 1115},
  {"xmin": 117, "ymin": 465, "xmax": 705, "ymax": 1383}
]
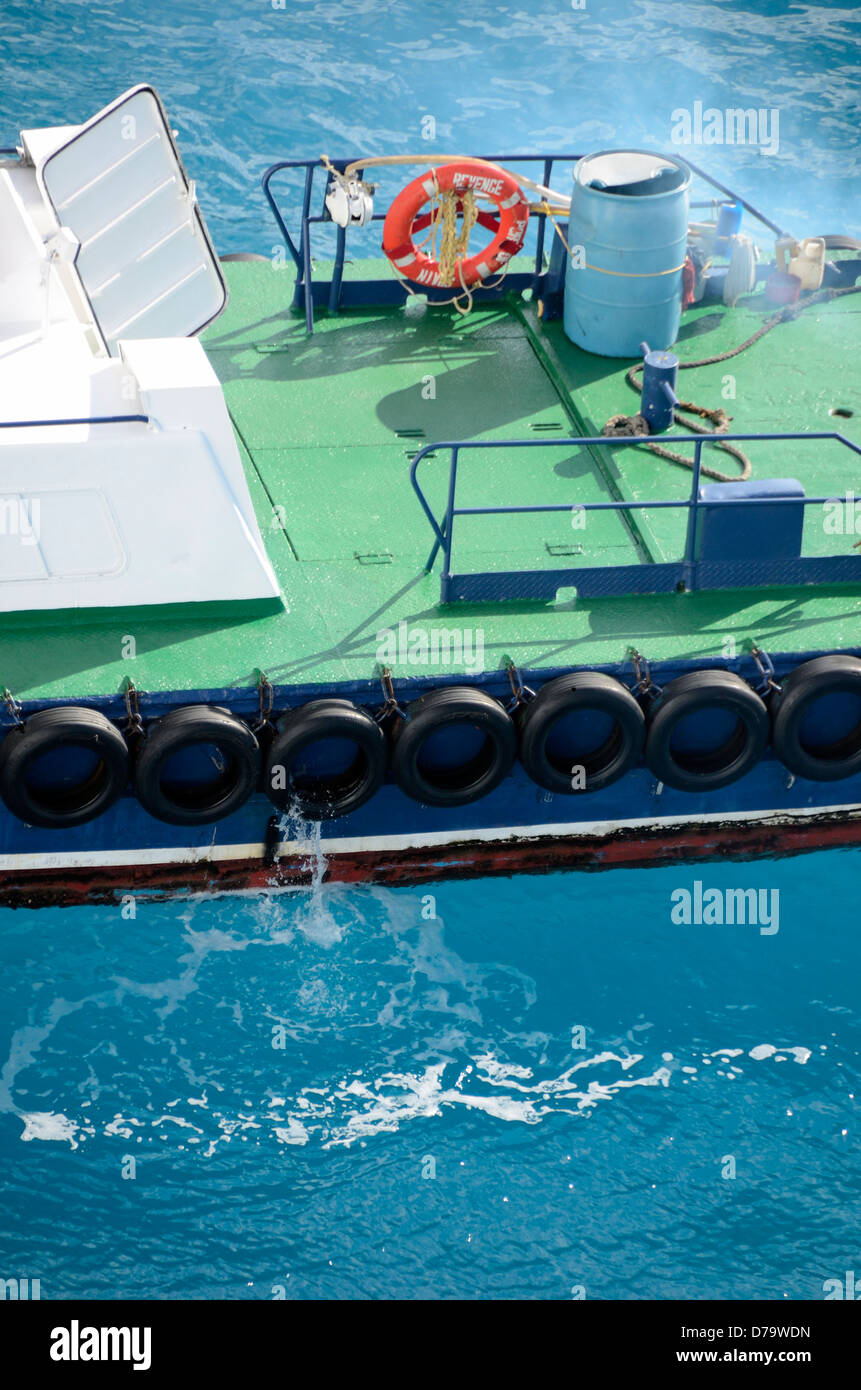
[{"xmin": 576, "ymin": 150, "xmax": 688, "ymax": 190}]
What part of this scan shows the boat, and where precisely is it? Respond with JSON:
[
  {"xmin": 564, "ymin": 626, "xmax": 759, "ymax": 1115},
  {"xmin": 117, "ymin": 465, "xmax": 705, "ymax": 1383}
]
[{"xmin": 1, "ymin": 83, "xmax": 860, "ymax": 907}]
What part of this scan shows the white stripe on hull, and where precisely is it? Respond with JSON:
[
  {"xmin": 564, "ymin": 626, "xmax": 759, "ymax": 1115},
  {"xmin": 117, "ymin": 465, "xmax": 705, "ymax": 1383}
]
[{"xmin": 1, "ymin": 802, "xmax": 860, "ymax": 872}]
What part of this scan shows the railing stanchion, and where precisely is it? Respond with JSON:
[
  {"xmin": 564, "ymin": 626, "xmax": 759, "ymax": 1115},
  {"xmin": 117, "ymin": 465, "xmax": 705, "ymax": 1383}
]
[
  {"xmin": 532, "ymin": 157, "xmax": 554, "ymax": 291},
  {"xmin": 440, "ymin": 446, "xmax": 460, "ymax": 602},
  {"xmin": 683, "ymin": 438, "xmax": 705, "ymax": 591},
  {"xmin": 300, "ymin": 165, "xmax": 315, "ymax": 333},
  {"xmin": 329, "ymin": 225, "xmax": 346, "ymax": 315},
  {"xmin": 261, "ymin": 165, "xmax": 304, "ymax": 274}
]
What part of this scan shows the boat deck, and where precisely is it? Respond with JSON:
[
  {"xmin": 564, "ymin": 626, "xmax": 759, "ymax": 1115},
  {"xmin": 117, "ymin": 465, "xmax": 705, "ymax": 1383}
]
[{"xmin": 6, "ymin": 259, "xmax": 861, "ymax": 702}]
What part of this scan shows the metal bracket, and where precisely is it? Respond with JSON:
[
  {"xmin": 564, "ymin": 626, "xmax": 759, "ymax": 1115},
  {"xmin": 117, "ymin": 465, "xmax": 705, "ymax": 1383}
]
[
  {"xmin": 123, "ymin": 678, "xmax": 145, "ymax": 741},
  {"xmin": 749, "ymin": 644, "xmax": 781, "ymax": 696},
  {"xmin": 252, "ymin": 669, "xmax": 275, "ymax": 730},
  {"xmin": 2, "ymin": 687, "xmax": 23, "ymax": 726},
  {"xmin": 355, "ymin": 550, "xmax": 393, "ymax": 565},
  {"xmin": 323, "ymin": 167, "xmax": 375, "ymax": 229},
  {"xmin": 375, "ymin": 665, "xmax": 406, "ymax": 723},
  {"xmin": 504, "ymin": 659, "xmax": 536, "ymax": 712},
  {"xmin": 629, "ymin": 648, "xmax": 662, "ymax": 703}
]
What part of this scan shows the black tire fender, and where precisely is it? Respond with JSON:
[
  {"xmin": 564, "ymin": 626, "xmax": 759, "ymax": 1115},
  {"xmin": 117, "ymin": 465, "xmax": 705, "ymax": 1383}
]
[
  {"xmin": 770, "ymin": 654, "xmax": 861, "ymax": 781},
  {"xmin": 133, "ymin": 705, "xmax": 260, "ymax": 826},
  {"xmin": 390, "ymin": 686, "xmax": 516, "ymax": 807},
  {"xmin": 264, "ymin": 698, "xmax": 386, "ymax": 820},
  {"xmin": 0, "ymin": 707, "xmax": 129, "ymax": 829},
  {"xmin": 518, "ymin": 671, "xmax": 645, "ymax": 794},
  {"xmin": 645, "ymin": 670, "xmax": 769, "ymax": 792}
]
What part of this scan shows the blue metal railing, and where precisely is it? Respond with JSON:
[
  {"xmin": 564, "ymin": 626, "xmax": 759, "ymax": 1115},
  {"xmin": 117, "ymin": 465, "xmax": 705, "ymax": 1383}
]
[
  {"xmin": 262, "ymin": 152, "xmax": 580, "ymax": 334},
  {"xmin": 410, "ymin": 431, "xmax": 861, "ymax": 602},
  {"xmin": 261, "ymin": 151, "xmax": 790, "ymax": 334},
  {"xmin": 0, "ymin": 415, "xmax": 148, "ymax": 429}
]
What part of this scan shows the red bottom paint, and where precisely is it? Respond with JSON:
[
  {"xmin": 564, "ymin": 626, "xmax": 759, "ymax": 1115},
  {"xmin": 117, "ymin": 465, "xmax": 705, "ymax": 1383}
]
[{"xmin": 4, "ymin": 813, "xmax": 861, "ymax": 908}]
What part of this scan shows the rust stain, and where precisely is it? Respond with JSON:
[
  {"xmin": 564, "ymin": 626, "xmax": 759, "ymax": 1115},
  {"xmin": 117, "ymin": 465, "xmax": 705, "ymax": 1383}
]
[{"xmin": 4, "ymin": 813, "xmax": 861, "ymax": 909}]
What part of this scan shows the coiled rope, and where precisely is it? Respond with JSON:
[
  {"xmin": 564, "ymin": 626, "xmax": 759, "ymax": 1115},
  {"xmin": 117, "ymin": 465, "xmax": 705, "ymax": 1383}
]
[
  {"xmin": 603, "ymin": 282, "xmax": 861, "ymax": 482},
  {"xmin": 437, "ymin": 185, "xmax": 477, "ymax": 287},
  {"xmin": 392, "ymin": 172, "xmax": 511, "ymax": 315}
]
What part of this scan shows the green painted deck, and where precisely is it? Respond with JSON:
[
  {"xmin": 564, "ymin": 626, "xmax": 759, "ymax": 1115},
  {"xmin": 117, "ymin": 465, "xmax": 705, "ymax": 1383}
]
[{"xmin": 4, "ymin": 259, "xmax": 861, "ymax": 702}]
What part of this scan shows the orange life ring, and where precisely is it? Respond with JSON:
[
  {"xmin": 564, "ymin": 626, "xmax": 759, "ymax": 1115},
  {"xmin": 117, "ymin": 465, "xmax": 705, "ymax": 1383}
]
[{"xmin": 382, "ymin": 160, "xmax": 530, "ymax": 289}]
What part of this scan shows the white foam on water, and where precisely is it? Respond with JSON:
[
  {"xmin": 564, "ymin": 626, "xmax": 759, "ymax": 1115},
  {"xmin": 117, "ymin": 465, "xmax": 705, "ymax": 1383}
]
[
  {"xmin": 104, "ymin": 1115, "xmax": 144, "ymax": 1138},
  {"xmin": 274, "ymin": 1117, "xmax": 310, "ymax": 1146},
  {"xmin": 749, "ymin": 1044, "xmax": 811, "ymax": 1064},
  {"xmin": 20, "ymin": 1110, "xmax": 79, "ymax": 1147},
  {"xmin": 0, "ymin": 886, "xmax": 819, "ymax": 1158},
  {"xmin": 153, "ymin": 1114, "xmax": 204, "ymax": 1132}
]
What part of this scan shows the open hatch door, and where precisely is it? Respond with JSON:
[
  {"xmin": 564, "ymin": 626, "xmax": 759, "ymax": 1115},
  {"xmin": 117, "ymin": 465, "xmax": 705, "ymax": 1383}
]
[{"xmin": 31, "ymin": 84, "xmax": 227, "ymax": 355}]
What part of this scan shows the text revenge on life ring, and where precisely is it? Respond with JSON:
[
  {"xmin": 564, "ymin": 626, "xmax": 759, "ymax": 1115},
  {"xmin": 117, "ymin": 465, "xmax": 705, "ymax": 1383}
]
[{"xmin": 382, "ymin": 160, "xmax": 530, "ymax": 290}]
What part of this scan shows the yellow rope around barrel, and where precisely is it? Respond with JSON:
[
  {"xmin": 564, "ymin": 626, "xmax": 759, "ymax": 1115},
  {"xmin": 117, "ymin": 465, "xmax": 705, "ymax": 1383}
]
[{"xmin": 537, "ymin": 201, "xmax": 685, "ymax": 276}]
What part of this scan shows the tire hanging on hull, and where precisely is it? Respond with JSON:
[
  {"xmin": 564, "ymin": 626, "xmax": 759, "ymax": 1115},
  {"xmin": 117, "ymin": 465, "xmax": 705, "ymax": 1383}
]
[
  {"xmin": 517, "ymin": 671, "xmax": 645, "ymax": 794},
  {"xmin": 0, "ymin": 707, "xmax": 129, "ymax": 829},
  {"xmin": 10, "ymin": 651, "xmax": 861, "ymax": 838},
  {"xmin": 645, "ymin": 670, "xmax": 769, "ymax": 792},
  {"xmin": 133, "ymin": 706, "xmax": 261, "ymax": 826},
  {"xmin": 264, "ymin": 698, "xmax": 387, "ymax": 821},
  {"xmin": 770, "ymin": 654, "xmax": 861, "ymax": 781},
  {"xmin": 390, "ymin": 686, "xmax": 516, "ymax": 807}
]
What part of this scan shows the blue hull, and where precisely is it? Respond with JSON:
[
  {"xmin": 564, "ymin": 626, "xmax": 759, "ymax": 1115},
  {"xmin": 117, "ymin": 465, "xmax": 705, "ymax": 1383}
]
[{"xmin": 3, "ymin": 652, "xmax": 860, "ymax": 903}]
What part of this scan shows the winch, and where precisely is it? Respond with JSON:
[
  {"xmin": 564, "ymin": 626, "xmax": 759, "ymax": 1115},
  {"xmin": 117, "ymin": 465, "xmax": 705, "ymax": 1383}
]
[{"xmin": 324, "ymin": 168, "xmax": 375, "ymax": 227}]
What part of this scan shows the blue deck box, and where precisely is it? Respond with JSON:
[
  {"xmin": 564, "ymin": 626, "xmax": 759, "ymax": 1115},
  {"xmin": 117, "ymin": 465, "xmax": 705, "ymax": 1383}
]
[{"xmin": 694, "ymin": 478, "xmax": 806, "ymax": 561}]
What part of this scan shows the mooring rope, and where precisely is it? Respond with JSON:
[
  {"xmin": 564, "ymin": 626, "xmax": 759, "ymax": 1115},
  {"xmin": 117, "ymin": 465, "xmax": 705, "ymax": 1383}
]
[{"xmin": 603, "ymin": 282, "xmax": 861, "ymax": 482}]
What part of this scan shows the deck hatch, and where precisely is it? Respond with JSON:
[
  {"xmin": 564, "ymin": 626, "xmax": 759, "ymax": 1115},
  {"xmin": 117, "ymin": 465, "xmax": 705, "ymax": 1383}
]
[
  {"xmin": 36, "ymin": 85, "xmax": 226, "ymax": 355},
  {"xmin": 0, "ymin": 489, "xmax": 125, "ymax": 583}
]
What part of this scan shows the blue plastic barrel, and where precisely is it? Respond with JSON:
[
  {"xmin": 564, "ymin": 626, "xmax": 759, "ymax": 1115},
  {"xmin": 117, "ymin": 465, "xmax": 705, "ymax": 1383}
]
[{"xmin": 563, "ymin": 150, "xmax": 691, "ymax": 358}]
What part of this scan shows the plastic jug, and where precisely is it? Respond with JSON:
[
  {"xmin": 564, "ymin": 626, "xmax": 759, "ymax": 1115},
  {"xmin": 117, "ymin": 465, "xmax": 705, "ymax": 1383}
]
[{"xmin": 776, "ymin": 237, "xmax": 826, "ymax": 291}]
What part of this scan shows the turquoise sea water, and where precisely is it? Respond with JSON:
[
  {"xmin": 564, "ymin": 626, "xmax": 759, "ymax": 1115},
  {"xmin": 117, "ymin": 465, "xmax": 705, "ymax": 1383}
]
[{"xmin": 1, "ymin": 0, "xmax": 860, "ymax": 1300}]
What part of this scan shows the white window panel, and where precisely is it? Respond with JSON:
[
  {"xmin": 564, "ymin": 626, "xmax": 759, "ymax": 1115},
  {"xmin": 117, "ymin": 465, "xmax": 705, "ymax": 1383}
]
[{"xmin": 37, "ymin": 85, "xmax": 226, "ymax": 355}]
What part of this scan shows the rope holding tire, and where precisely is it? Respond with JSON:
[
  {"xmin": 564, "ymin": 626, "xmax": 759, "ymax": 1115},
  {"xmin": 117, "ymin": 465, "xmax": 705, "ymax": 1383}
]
[{"xmin": 7, "ymin": 652, "xmax": 861, "ymax": 836}]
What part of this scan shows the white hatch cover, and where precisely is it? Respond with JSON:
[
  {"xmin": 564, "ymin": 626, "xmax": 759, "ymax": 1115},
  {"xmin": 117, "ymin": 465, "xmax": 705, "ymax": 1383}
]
[{"xmin": 35, "ymin": 85, "xmax": 226, "ymax": 355}]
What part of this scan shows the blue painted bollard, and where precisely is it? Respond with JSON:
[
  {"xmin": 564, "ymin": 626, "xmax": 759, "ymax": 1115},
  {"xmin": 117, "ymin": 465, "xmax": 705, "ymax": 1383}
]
[{"xmin": 639, "ymin": 342, "xmax": 678, "ymax": 433}]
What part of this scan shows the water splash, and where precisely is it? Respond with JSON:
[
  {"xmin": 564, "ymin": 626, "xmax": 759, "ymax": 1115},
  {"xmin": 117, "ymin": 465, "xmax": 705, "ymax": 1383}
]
[{"xmin": 271, "ymin": 805, "xmax": 341, "ymax": 945}]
